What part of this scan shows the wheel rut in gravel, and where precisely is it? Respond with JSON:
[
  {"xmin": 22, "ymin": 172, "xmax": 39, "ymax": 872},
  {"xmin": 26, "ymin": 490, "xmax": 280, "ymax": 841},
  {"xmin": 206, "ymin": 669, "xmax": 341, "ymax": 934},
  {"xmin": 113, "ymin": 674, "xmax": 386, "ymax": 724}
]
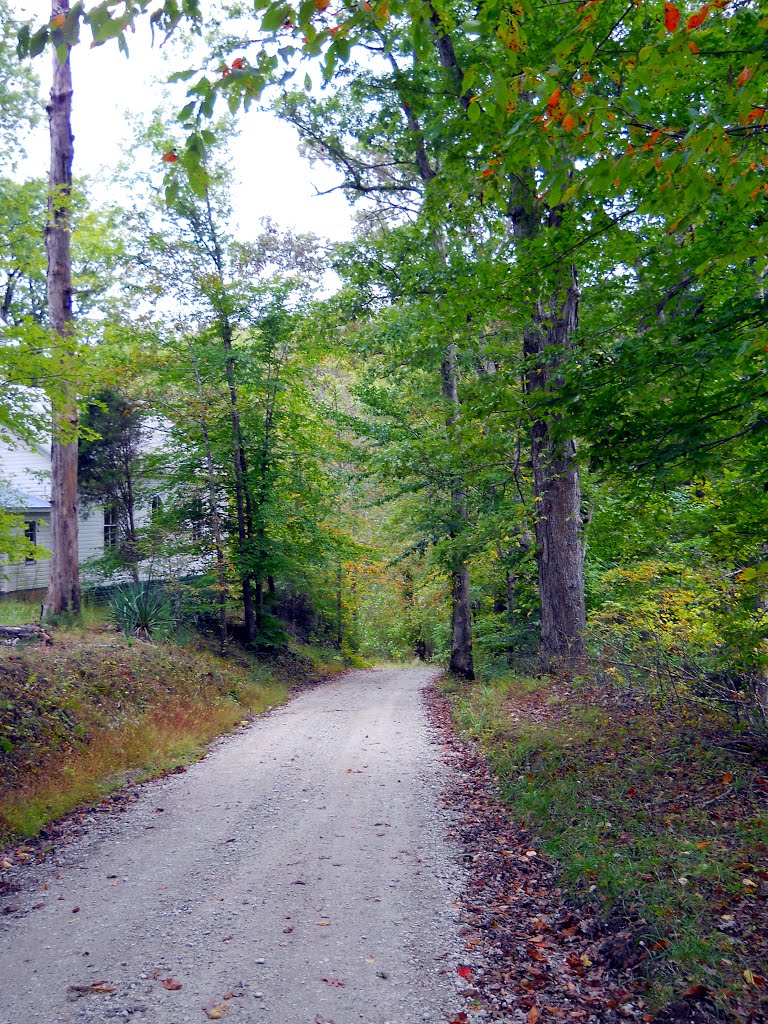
[{"xmin": 0, "ymin": 665, "xmax": 463, "ymax": 1024}]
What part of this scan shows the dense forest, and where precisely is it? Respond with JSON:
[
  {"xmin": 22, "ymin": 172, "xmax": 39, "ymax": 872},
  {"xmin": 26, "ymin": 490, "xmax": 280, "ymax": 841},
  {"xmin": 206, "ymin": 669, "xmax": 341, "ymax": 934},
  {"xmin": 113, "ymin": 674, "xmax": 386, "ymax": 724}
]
[
  {"xmin": 1, "ymin": 0, "xmax": 766, "ymax": 728},
  {"xmin": 1, "ymin": 1, "xmax": 767, "ymax": 1016}
]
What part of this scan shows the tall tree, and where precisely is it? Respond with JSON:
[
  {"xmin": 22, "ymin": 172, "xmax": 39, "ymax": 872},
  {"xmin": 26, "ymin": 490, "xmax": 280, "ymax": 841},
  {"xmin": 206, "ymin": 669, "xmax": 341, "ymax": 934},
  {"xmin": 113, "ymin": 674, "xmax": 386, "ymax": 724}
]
[{"xmin": 44, "ymin": 0, "xmax": 80, "ymax": 617}]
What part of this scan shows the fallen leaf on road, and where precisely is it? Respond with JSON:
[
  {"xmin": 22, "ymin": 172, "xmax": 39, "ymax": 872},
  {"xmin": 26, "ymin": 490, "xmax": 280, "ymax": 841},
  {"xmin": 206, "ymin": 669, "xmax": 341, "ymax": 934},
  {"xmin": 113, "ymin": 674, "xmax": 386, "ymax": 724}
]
[
  {"xmin": 204, "ymin": 1002, "xmax": 229, "ymax": 1019},
  {"xmin": 323, "ymin": 977, "xmax": 347, "ymax": 987},
  {"xmin": 162, "ymin": 978, "xmax": 182, "ymax": 990},
  {"xmin": 316, "ymin": 919, "xmax": 331, "ymax": 926},
  {"xmin": 457, "ymin": 965, "xmax": 473, "ymax": 981},
  {"xmin": 67, "ymin": 982, "xmax": 116, "ymax": 996},
  {"xmin": 528, "ymin": 1007, "xmax": 541, "ymax": 1024}
]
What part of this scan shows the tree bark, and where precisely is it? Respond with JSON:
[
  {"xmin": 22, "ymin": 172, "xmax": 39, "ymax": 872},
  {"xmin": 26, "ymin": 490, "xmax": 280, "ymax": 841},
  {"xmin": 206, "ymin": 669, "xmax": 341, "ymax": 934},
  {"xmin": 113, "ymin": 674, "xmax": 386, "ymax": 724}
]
[
  {"xmin": 43, "ymin": 0, "xmax": 80, "ymax": 619},
  {"xmin": 188, "ymin": 342, "xmax": 229, "ymax": 657},
  {"xmin": 441, "ymin": 342, "xmax": 475, "ymax": 680},
  {"xmin": 202, "ymin": 191, "xmax": 256, "ymax": 643},
  {"xmin": 523, "ymin": 273, "xmax": 587, "ymax": 671}
]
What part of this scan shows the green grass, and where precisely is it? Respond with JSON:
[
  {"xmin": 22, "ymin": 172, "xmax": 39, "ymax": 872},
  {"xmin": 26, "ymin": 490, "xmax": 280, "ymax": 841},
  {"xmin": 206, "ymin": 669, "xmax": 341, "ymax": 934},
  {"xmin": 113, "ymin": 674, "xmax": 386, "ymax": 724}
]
[
  {"xmin": 0, "ymin": 600, "xmax": 41, "ymax": 627},
  {"xmin": 0, "ymin": 630, "xmax": 344, "ymax": 847},
  {"xmin": 447, "ymin": 670, "xmax": 768, "ymax": 1014}
]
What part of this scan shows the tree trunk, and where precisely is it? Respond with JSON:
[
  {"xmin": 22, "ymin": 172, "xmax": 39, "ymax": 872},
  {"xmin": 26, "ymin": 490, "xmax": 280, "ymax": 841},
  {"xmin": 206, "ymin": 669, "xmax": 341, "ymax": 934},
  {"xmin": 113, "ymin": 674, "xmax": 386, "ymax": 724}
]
[
  {"xmin": 523, "ymin": 273, "xmax": 587, "ymax": 671},
  {"xmin": 336, "ymin": 563, "xmax": 343, "ymax": 649},
  {"xmin": 43, "ymin": 0, "xmax": 80, "ymax": 619},
  {"xmin": 441, "ymin": 342, "xmax": 475, "ymax": 680},
  {"xmin": 202, "ymin": 191, "xmax": 256, "ymax": 644},
  {"xmin": 188, "ymin": 342, "xmax": 228, "ymax": 656}
]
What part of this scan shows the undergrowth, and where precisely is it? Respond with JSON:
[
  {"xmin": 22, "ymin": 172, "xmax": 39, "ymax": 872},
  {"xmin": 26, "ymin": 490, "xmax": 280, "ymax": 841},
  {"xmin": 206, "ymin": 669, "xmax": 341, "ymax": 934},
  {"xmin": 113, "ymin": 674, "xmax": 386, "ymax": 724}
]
[
  {"xmin": 0, "ymin": 633, "xmax": 347, "ymax": 846},
  {"xmin": 446, "ymin": 669, "xmax": 768, "ymax": 1018}
]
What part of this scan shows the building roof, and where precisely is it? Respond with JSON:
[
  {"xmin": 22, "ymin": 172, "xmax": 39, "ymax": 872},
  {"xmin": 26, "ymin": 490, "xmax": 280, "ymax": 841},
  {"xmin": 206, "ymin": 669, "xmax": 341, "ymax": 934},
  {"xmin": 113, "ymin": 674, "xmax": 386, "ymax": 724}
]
[{"xmin": 0, "ymin": 488, "xmax": 51, "ymax": 512}]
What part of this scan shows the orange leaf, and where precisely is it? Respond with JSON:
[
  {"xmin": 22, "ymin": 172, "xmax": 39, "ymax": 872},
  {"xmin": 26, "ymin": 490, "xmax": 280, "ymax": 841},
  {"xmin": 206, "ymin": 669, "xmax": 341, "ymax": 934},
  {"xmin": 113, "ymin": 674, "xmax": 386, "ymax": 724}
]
[
  {"xmin": 688, "ymin": 40, "xmax": 699, "ymax": 53},
  {"xmin": 51, "ymin": 12, "xmax": 66, "ymax": 27},
  {"xmin": 745, "ymin": 107, "xmax": 766, "ymax": 124},
  {"xmin": 528, "ymin": 1008, "xmax": 541, "ymax": 1024},
  {"xmin": 481, "ymin": 167, "xmax": 494, "ymax": 178},
  {"xmin": 664, "ymin": 2, "xmax": 680, "ymax": 30},
  {"xmin": 736, "ymin": 66, "xmax": 751, "ymax": 87},
  {"xmin": 686, "ymin": 4, "xmax": 709, "ymax": 29},
  {"xmin": 641, "ymin": 129, "xmax": 662, "ymax": 151},
  {"xmin": 562, "ymin": 113, "xmax": 576, "ymax": 131},
  {"xmin": 722, "ymin": 771, "xmax": 733, "ymax": 785},
  {"xmin": 162, "ymin": 150, "xmax": 179, "ymax": 163},
  {"xmin": 231, "ymin": 56, "xmax": 246, "ymax": 69},
  {"xmin": 548, "ymin": 88, "xmax": 561, "ymax": 108},
  {"xmin": 315, "ymin": 0, "xmax": 331, "ymax": 9},
  {"xmin": 162, "ymin": 978, "xmax": 182, "ymax": 991}
]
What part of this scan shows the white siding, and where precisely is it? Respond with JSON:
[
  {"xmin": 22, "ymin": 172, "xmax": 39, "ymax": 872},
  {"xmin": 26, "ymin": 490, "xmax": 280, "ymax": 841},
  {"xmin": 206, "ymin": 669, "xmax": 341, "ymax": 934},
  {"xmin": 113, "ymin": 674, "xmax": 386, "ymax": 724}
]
[
  {"xmin": 0, "ymin": 513, "xmax": 52, "ymax": 593},
  {"xmin": 0, "ymin": 437, "xmax": 108, "ymax": 596},
  {"xmin": 78, "ymin": 506, "xmax": 106, "ymax": 562},
  {"xmin": 0, "ymin": 438, "xmax": 51, "ymax": 499}
]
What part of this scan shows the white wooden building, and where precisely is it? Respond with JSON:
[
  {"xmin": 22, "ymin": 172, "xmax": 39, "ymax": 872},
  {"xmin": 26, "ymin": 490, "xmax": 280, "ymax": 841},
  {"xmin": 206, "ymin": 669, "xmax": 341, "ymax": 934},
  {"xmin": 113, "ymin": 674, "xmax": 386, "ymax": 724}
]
[{"xmin": 0, "ymin": 437, "xmax": 106, "ymax": 597}]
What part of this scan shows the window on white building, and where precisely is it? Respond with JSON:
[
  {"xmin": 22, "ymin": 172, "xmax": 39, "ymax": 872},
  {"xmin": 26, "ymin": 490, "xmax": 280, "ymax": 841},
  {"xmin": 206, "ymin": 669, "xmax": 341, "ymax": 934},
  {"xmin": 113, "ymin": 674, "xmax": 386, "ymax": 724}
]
[
  {"xmin": 24, "ymin": 520, "xmax": 37, "ymax": 563},
  {"xmin": 104, "ymin": 507, "xmax": 118, "ymax": 548}
]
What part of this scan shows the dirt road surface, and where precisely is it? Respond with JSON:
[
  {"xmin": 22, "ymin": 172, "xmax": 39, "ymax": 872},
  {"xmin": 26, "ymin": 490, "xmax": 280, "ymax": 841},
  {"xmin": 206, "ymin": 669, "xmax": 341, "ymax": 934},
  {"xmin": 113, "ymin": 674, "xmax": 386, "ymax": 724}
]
[{"xmin": 0, "ymin": 666, "xmax": 464, "ymax": 1024}]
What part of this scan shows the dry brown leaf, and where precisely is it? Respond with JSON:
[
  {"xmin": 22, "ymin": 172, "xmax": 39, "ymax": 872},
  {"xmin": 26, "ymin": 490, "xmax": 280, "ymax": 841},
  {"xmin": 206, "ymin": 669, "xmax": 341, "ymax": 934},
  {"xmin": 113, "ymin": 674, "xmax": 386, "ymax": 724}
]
[{"xmin": 162, "ymin": 978, "xmax": 182, "ymax": 991}]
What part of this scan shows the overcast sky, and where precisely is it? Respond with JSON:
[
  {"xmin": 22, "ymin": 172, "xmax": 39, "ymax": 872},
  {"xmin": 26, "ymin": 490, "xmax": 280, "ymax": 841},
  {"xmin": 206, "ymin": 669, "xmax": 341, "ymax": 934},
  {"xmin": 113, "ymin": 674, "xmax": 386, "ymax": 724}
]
[{"xmin": 17, "ymin": 3, "xmax": 354, "ymax": 243}]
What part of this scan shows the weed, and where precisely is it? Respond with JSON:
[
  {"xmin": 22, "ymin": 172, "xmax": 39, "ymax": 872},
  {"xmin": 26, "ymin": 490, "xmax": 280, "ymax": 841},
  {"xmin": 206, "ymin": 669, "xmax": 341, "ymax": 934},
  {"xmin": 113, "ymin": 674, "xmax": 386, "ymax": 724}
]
[{"xmin": 449, "ymin": 672, "xmax": 768, "ymax": 1016}]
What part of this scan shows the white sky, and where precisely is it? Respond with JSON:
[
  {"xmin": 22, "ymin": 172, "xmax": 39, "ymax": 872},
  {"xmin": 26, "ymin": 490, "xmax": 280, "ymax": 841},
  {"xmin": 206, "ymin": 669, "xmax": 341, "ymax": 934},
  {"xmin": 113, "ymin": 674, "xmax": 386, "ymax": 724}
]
[{"xmin": 17, "ymin": 3, "xmax": 354, "ymax": 243}]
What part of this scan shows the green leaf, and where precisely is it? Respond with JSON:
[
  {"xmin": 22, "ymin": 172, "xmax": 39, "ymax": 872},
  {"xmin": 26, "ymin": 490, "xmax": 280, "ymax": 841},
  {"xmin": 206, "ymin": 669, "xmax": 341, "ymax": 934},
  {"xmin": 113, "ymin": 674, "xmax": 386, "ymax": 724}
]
[{"xmin": 261, "ymin": 4, "xmax": 293, "ymax": 32}]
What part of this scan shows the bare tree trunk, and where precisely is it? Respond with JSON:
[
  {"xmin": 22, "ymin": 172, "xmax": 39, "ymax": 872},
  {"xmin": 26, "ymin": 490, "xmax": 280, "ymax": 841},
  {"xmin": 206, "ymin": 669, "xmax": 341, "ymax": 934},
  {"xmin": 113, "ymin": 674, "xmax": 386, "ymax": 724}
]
[
  {"xmin": 43, "ymin": 0, "xmax": 80, "ymax": 619},
  {"xmin": 336, "ymin": 563, "xmax": 343, "ymax": 649},
  {"xmin": 188, "ymin": 343, "xmax": 228, "ymax": 656},
  {"xmin": 441, "ymin": 342, "xmax": 475, "ymax": 680},
  {"xmin": 523, "ymin": 274, "xmax": 587, "ymax": 671},
  {"xmin": 201, "ymin": 191, "xmax": 256, "ymax": 643}
]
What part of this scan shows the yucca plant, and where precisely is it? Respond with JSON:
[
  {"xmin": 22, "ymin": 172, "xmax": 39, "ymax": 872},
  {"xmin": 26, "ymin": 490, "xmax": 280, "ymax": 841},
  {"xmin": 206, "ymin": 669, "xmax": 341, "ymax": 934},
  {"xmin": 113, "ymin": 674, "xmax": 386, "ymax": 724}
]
[{"xmin": 109, "ymin": 583, "xmax": 174, "ymax": 640}]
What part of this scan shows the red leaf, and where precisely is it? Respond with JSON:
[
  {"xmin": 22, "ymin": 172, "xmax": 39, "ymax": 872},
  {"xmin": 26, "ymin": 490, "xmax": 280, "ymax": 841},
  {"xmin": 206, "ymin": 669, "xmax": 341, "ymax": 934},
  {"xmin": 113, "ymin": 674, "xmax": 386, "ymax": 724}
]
[
  {"xmin": 736, "ymin": 67, "xmax": 751, "ymax": 87},
  {"xmin": 162, "ymin": 150, "xmax": 179, "ymax": 163},
  {"xmin": 457, "ymin": 964, "xmax": 473, "ymax": 980},
  {"xmin": 664, "ymin": 2, "xmax": 680, "ymax": 30},
  {"xmin": 688, "ymin": 40, "xmax": 699, "ymax": 53},
  {"xmin": 686, "ymin": 4, "xmax": 709, "ymax": 29},
  {"xmin": 162, "ymin": 978, "xmax": 182, "ymax": 990},
  {"xmin": 231, "ymin": 56, "xmax": 246, "ymax": 69}
]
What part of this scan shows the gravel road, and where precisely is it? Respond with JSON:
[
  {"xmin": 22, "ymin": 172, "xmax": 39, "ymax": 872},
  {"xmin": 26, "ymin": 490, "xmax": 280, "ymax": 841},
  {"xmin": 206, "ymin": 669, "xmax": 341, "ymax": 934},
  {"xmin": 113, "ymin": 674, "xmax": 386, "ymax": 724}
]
[{"xmin": 0, "ymin": 666, "xmax": 464, "ymax": 1024}]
